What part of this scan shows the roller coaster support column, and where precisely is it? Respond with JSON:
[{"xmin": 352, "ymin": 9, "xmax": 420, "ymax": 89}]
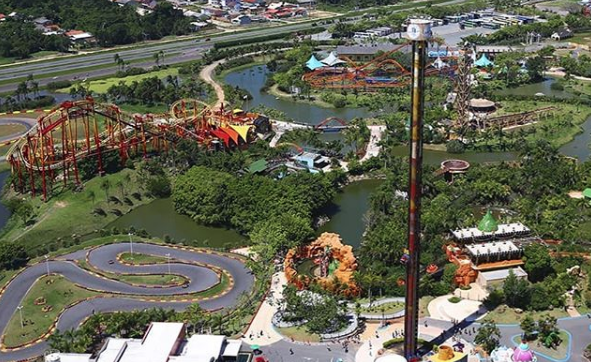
[{"xmin": 404, "ymin": 19, "xmax": 431, "ymax": 361}]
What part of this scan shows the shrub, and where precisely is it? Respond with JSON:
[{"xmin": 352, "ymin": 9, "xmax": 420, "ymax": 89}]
[
  {"xmin": 446, "ymin": 140, "xmax": 465, "ymax": 154},
  {"xmin": 448, "ymin": 296, "xmax": 461, "ymax": 303},
  {"xmin": 550, "ymin": 82, "xmax": 564, "ymax": 91},
  {"xmin": 383, "ymin": 337, "xmax": 404, "ymax": 349}
]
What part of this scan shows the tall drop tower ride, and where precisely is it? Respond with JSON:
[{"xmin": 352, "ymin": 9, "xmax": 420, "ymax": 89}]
[{"xmin": 403, "ymin": 18, "xmax": 432, "ymax": 361}]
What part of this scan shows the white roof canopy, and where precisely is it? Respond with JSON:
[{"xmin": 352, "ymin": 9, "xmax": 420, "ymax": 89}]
[{"xmin": 452, "ymin": 223, "xmax": 530, "ymax": 241}]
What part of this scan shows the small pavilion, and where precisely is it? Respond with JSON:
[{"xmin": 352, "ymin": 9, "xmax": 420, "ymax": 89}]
[
  {"xmin": 321, "ymin": 52, "xmax": 346, "ymax": 67},
  {"xmin": 474, "ymin": 54, "xmax": 493, "ymax": 68},
  {"xmin": 305, "ymin": 54, "xmax": 325, "ymax": 70}
]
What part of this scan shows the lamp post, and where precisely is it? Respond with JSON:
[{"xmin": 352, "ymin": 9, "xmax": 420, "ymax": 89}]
[
  {"xmin": 128, "ymin": 232, "xmax": 134, "ymax": 259},
  {"xmin": 17, "ymin": 305, "xmax": 24, "ymax": 329},
  {"xmin": 44, "ymin": 255, "xmax": 50, "ymax": 276},
  {"xmin": 165, "ymin": 253, "xmax": 171, "ymax": 275},
  {"xmin": 404, "ymin": 18, "xmax": 431, "ymax": 362}
]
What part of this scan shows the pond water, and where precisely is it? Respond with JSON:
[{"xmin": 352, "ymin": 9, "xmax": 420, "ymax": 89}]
[
  {"xmin": 319, "ymin": 179, "xmax": 383, "ymax": 248},
  {"xmin": 0, "ymin": 172, "xmax": 11, "ymax": 231},
  {"xmin": 495, "ymin": 77, "xmax": 573, "ymax": 99},
  {"xmin": 224, "ymin": 65, "xmax": 374, "ymax": 125},
  {"xmin": 108, "ymin": 198, "xmax": 245, "ymax": 248}
]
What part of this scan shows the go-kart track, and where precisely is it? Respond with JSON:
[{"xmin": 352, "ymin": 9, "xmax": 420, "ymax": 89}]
[{"xmin": 0, "ymin": 242, "xmax": 255, "ymax": 362}]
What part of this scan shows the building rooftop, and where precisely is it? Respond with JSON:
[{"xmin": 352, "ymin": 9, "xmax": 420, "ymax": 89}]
[
  {"xmin": 479, "ymin": 266, "xmax": 527, "ymax": 281},
  {"xmin": 466, "ymin": 240, "xmax": 520, "ymax": 257},
  {"xmin": 169, "ymin": 334, "xmax": 242, "ymax": 362},
  {"xmin": 335, "ymin": 44, "xmax": 399, "ymax": 56},
  {"xmin": 452, "ymin": 222, "xmax": 530, "ymax": 240}
]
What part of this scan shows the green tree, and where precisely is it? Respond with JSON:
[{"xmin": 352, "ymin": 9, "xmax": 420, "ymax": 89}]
[
  {"xmin": 523, "ymin": 244, "xmax": 553, "ymax": 282},
  {"xmin": 475, "ymin": 319, "xmax": 501, "ymax": 353},
  {"xmin": 249, "ymin": 214, "xmax": 313, "ymax": 258},
  {"xmin": 520, "ymin": 314, "xmax": 536, "ymax": 341},
  {"xmin": 0, "ymin": 241, "xmax": 28, "ymax": 270},
  {"xmin": 537, "ymin": 314, "xmax": 561, "ymax": 348},
  {"xmin": 503, "ymin": 269, "xmax": 531, "ymax": 309}
]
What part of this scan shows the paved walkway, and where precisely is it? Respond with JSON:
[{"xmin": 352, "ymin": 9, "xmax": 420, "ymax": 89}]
[
  {"xmin": 242, "ymin": 272, "xmax": 286, "ymax": 346},
  {"xmin": 200, "ymin": 59, "xmax": 226, "ymax": 108},
  {"xmin": 452, "ymin": 283, "xmax": 488, "ymax": 301},
  {"xmin": 354, "ymin": 320, "xmax": 445, "ymax": 362},
  {"xmin": 361, "ymin": 125, "xmax": 385, "ymax": 163},
  {"xmin": 427, "ymin": 295, "xmax": 485, "ymax": 322},
  {"xmin": 269, "ymin": 120, "xmax": 309, "ymax": 148}
]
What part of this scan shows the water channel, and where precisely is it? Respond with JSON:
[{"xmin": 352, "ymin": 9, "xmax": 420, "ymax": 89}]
[{"xmin": 2, "ymin": 69, "xmax": 591, "ymax": 248}]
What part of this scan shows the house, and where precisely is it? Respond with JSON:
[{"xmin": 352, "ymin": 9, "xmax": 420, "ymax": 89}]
[
  {"xmin": 335, "ymin": 44, "xmax": 399, "ymax": 62},
  {"xmin": 65, "ymin": 30, "xmax": 96, "ymax": 47},
  {"xmin": 46, "ymin": 323, "xmax": 245, "ymax": 362},
  {"xmin": 551, "ymin": 28, "xmax": 573, "ymax": 41},
  {"xmin": 33, "ymin": 17, "xmax": 52, "ymax": 27},
  {"xmin": 231, "ymin": 14, "xmax": 251, "ymax": 24},
  {"xmin": 366, "ymin": 26, "xmax": 393, "ymax": 37},
  {"xmin": 115, "ymin": 0, "xmax": 140, "ymax": 6},
  {"xmin": 297, "ymin": 0, "xmax": 316, "ymax": 7},
  {"xmin": 0, "ymin": 14, "xmax": 6, "ymax": 22}
]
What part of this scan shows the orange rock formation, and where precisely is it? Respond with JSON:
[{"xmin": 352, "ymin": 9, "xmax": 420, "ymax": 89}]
[{"xmin": 284, "ymin": 232, "xmax": 361, "ymax": 297}]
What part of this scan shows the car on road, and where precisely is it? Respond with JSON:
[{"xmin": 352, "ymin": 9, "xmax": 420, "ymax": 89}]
[
  {"xmin": 205, "ymin": 37, "xmax": 211, "ymax": 41},
  {"xmin": 108, "ymin": 260, "xmax": 115, "ymax": 265}
]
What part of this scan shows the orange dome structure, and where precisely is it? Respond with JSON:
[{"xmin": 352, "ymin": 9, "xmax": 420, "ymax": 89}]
[{"xmin": 284, "ymin": 232, "xmax": 360, "ymax": 297}]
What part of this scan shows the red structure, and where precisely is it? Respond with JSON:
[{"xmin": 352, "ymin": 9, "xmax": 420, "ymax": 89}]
[
  {"xmin": 303, "ymin": 42, "xmax": 458, "ymax": 90},
  {"xmin": 7, "ymin": 98, "xmax": 262, "ymax": 200}
]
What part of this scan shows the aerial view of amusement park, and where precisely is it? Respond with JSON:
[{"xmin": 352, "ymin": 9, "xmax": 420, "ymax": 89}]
[{"xmin": 4, "ymin": 0, "xmax": 591, "ymax": 361}]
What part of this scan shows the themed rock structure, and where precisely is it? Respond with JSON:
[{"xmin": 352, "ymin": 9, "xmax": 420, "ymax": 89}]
[
  {"xmin": 284, "ymin": 232, "xmax": 360, "ymax": 297},
  {"xmin": 445, "ymin": 211, "xmax": 539, "ymax": 287}
]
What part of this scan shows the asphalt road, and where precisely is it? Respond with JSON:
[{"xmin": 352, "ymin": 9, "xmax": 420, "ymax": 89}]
[{"xmin": 0, "ymin": 242, "xmax": 254, "ymax": 362}]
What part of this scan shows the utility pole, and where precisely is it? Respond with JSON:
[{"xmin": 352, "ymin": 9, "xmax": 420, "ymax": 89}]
[
  {"xmin": 128, "ymin": 232, "xmax": 134, "ymax": 259},
  {"xmin": 404, "ymin": 18, "xmax": 431, "ymax": 362}
]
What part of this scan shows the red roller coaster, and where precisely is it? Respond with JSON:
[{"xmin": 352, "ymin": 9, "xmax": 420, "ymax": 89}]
[
  {"xmin": 7, "ymin": 98, "xmax": 265, "ymax": 200},
  {"xmin": 303, "ymin": 42, "xmax": 460, "ymax": 90}
]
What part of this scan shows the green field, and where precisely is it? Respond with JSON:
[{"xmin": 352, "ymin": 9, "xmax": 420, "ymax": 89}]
[
  {"xmin": 485, "ymin": 306, "xmax": 569, "ymax": 324},
  {"xmin": 360, "ymin": 301, "xmax": 404, "ymax": 315},
  {"xmin": 2, "ymin": 275, "xmax": 97, "ymax": 348},
  {"xmin": 77, "ymin": 258, "xmax": 187, "ymax": 287},
  {"xmin": 59, "ymin": 68, "xmax": 179, "ymax": 94},
  {"xmin": 0, "ymin": 168, "xmax": 154, "ymax": 252},
  {"xmin": 276, "ymin": 326, "xmax": 320, "ymax": 342},
  {"xmin": 118, "ymin": 103, "xmax": 169, "ymax": 115},
  {"xmin": 0, "ymin": 123, "xmax": 26, "ymax": 138},
  {"xmin": 478, "ymin": 100, "xmax": 591, "ymax": 149},
  {"xmin": 119, "ymin": 252, "xmax": 169, "ymax": 265}
]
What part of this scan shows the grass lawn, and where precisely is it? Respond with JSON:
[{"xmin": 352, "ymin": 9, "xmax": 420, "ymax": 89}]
[
  {"xmin": 2, "ymin": 275, "xmax": 98, "ymax": 348},
  {"xmin": 479, "ymin": 100, "xmax": 591, "ymax": 149},
  {"xmin": 361, "ymin": 301, "xmax": 404, "ymax": 315},
  {"xmin": 119, "ymin": 252, "xmax": 169, "ymax": 265},
  {"xmin": 485, "ymin": 306, "xmax": 569, "ymax": 324},
  {"xmin": 117, "ymin": 103, "xmax": 169, "ymax": 115},
  {"xmin": 514, "ymin": 331, "xmax": 570, "ymax": 360},
  {"xmin": 0, "ymin": 268, "xmax": 20, "ymax": 289},
  {"xmin": 419, "ymin": 296, "xmax": 434, "ymax": 318},
  {"xmin": 0, "ymin": 123, "xmax": 26, "ymax": 138},
  {"xmin": 0, "ymin": 168, "xmax": 154, "ymax": 252},
  {"xmin": 276, "ymin": 326, "xmax": 320, "ymax": 342},
  {"xmin": 569, "ymin": 32, "xmax": 591, "ymax": 46},
  {"xmin": 77, "ymin": 258, "xmax": 188, "ymax": 286},
  {"xmin": 59, "ymin": 68, "xmax": 179, "ymax": 94},
  {"xmin": 118, "ymin": 274, "xmax": 187, "ymax": 286}
]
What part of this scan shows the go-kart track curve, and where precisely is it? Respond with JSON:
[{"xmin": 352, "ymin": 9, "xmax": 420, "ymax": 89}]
[{"xmin": 0, "ymin": 242, "xmax": 255, "ymax": 362}]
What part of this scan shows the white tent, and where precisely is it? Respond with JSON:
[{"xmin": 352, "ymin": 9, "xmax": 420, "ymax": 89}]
[
  {"xmin": 432, "ymin": 57, "xmax": 447, "ymax": 69},
  {"xmin": 321, "ymin": 52, "xmax": 346, "ymax": 66}
]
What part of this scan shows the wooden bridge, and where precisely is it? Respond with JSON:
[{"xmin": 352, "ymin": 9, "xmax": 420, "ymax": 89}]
[{"xmin": 476, "ymin": 106, "xmax": 557, "ymax": 130}]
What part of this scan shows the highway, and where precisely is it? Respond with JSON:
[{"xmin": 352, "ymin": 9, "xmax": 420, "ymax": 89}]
[
  {"xmin": 0, "ymin": 242, "xmax": 255, "ymax": 362},
  {"xmin": 0, "ymin": 0, "xmax": 473, "ymax": 95},
  {"xmin": 0, "ymin": 20, "xmax": 326, "ymax": 94}
]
